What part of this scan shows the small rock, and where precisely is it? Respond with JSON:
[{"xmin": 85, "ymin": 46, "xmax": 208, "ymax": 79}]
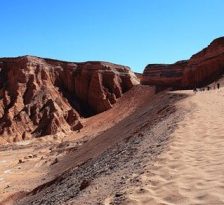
[
  {"xmin": 139, "ymin": 188, "xmax": 145, "ymax": 192},
  {"xmin": 80, "ymin": 179, "xmax": 90, "ymax": 190},
  {"xmin": 138, "ymin": 133, "xmax": 144, "ymax": 137},
  {"xmin": 4, "ymin": 185, "xmax": 10, "ymax": 189},
  {"xmin": 115, "ymin": 192, "xmax": 123, "ymax": 197},
  {"xmin": 51, "ymin": 158, "xmax": 58, "ymax": 165},
  {"xmin": 28, "ymin": 154, "xmax": 33, "ymax": 158}
]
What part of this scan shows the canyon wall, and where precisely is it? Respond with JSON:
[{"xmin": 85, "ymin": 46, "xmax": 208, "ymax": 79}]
[
  {"xmin": 142, "ymin": 37, "xmax": 224, "ymax": 88},
  {"xmin": 0, "ymin": 56, "xmax": 139, "ymax": 143}
]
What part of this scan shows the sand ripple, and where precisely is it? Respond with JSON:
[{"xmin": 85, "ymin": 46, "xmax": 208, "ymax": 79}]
[{"xmin": 125, "ymin": 89, "xmax": 224, "ymax": 205}]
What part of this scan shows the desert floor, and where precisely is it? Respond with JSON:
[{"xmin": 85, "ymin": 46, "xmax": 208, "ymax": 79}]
[
  {"xmin": 124, "ymin": 88, "xmax": 224, "ymax": 205},
  {"xmin": 0, "ymin": 85, "xmax": 224, "ymax": 205}
]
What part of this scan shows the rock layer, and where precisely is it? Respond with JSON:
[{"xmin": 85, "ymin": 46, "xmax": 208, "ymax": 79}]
[
  {"xmin": 0, "ymin": 56, "xmax": 138, "ymax": 143},
  {"xmin": 141, "ymin": 61, "xmax": 188, "ymax": 88},
  {"xmin": 142, "ymin": 37, "xmax": 224, "ymax": 88},
  {"xmin": 182, "ymin": 37, "xmax": 224, "ymax": 87}
]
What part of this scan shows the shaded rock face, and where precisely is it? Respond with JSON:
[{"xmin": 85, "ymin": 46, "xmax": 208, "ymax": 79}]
[
  {"xmin": 182, "ymin": 37, "xmax": 224, "ymax": 87},
  {"xmin": 142, "ymin": 37, "xmax": 224, "ymax": 88},
  {"xmin": 0, "ymin": 56, "xmax": 138, "ymax": 143}
]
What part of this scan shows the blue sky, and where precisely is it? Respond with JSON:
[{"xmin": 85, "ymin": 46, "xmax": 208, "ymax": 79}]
[{"xmin": 0, "ymin": 0, "xmax": 224, "ymax": 72}]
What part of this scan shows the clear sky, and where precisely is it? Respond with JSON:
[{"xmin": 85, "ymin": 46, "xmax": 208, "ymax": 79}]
[{"xmin": 0, "ymin": 0, "xmax": 224, "ymax": 72}]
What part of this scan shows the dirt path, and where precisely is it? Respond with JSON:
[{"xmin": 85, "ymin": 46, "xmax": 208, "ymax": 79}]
[{"xmin": 125, "ymin": 89, "xmax": 224, "ymax": 205}]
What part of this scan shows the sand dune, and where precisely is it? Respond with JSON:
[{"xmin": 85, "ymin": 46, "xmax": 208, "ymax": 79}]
[{"xmin": 124, "ymin": 88, "xmax": 224, "ymax": 205}]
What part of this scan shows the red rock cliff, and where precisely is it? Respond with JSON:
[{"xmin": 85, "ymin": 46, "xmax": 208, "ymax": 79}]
[
  {"xmin": 142, "ymin": 37, "xmax": 224, "ymax": 88},
  {"xmin": 182, "ymin": 37, "xmax": 224, "ymax": 87},
  {"xmin": 0, "ymin": 56, "xmax": 139, "ymax": 143},
  {"xmin": 141, "ymin": 61, "xmax": 188, "ymax": 88}
]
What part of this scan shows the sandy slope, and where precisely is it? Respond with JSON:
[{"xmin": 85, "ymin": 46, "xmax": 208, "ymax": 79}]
[
  {"xmin": 0, "ymin": 85, "xmax": 156, "ymax": 203},
  {"xmin": 124, "ymin": 88, "xmax": 224, "ymax": 205},
  {"xmin": 16, "ymin": 88, "xmax": 186, "ymax": 205},
  {"xmin": 1, "ymin": 84, "xmax": 224, "ymax": 205}
]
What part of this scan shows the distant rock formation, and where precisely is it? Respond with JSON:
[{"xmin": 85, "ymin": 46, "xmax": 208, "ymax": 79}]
[
  {"xmin": 141, "ymin": 61, "xmax": 188, "ymax": 88},
  {"xmin": 142, "ymin": 37, "xmax": 224, "ymax": 88},
  {"xmin": 134, "ymin": 72, "xmax": 143, "ymax": 81},
  {"xmin": 182, "ymin": 37, "xmax": 224, "ymax": 87},
  {"xmin": 0, "ymin": 56, "xmax": 139, "ymax": 143}
]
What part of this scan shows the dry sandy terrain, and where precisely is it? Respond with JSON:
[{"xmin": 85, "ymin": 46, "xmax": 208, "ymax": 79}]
[
  {"xmin": 14, "ymin": 87, "xmax": 186, "ymax": 205},
  {"xmin": 124, "ymin": 88, "xmax": 224, "ymax": 205},
  {"xmin": 1, "ymin": 84, "xmax": 224, "ymax": 205}
]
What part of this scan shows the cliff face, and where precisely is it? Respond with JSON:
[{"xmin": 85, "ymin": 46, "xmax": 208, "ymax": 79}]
[
  {"xmin": 182, "ymin": 37, "xmax": 224, "ymax": 87},
  {"xmin": 142, "ymin": 37, "xmax": 224, "ymax": 88},
  {"xmin": 0, "ymin": 56, "xmax": 139, "ymax": 143},
  {"xmin": 141, "ymin": 61, "xmax": 188, "ymax": 88}
]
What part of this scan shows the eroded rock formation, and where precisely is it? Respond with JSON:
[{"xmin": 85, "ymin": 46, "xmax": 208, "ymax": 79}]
[
  {"xmin": 0, "ymin": 56, "xmax": 138, "ymax": 143},
  {"xmin": 141, "ymin": 61, "xmax": 188, "ymax": 88},
  {"xmin": 142, "ymin": 37, "xmax": 224, "ymax": 88},
  {"xmin": 182, "ymin": 37, "xmax": 224, "ymax": 87}
]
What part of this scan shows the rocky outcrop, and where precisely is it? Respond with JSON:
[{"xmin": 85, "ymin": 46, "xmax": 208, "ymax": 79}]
[
  {"xmin": 182, "ymin": 37, "xmax": 224, "ymax": 87},
  {"xmin": 134, "ymin": 72, "xmax": 143, "ymax": 81},
  {"xmin": 0, "ymin": 56, "xmax": 138, "ymax": 143},
  {"xmin": 142, "ymin": 37, "xmax": 224, "ymax": 88},
  {"xmin": 141, "ymin": 61, "xmax": 188, "ymax": 88}
]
